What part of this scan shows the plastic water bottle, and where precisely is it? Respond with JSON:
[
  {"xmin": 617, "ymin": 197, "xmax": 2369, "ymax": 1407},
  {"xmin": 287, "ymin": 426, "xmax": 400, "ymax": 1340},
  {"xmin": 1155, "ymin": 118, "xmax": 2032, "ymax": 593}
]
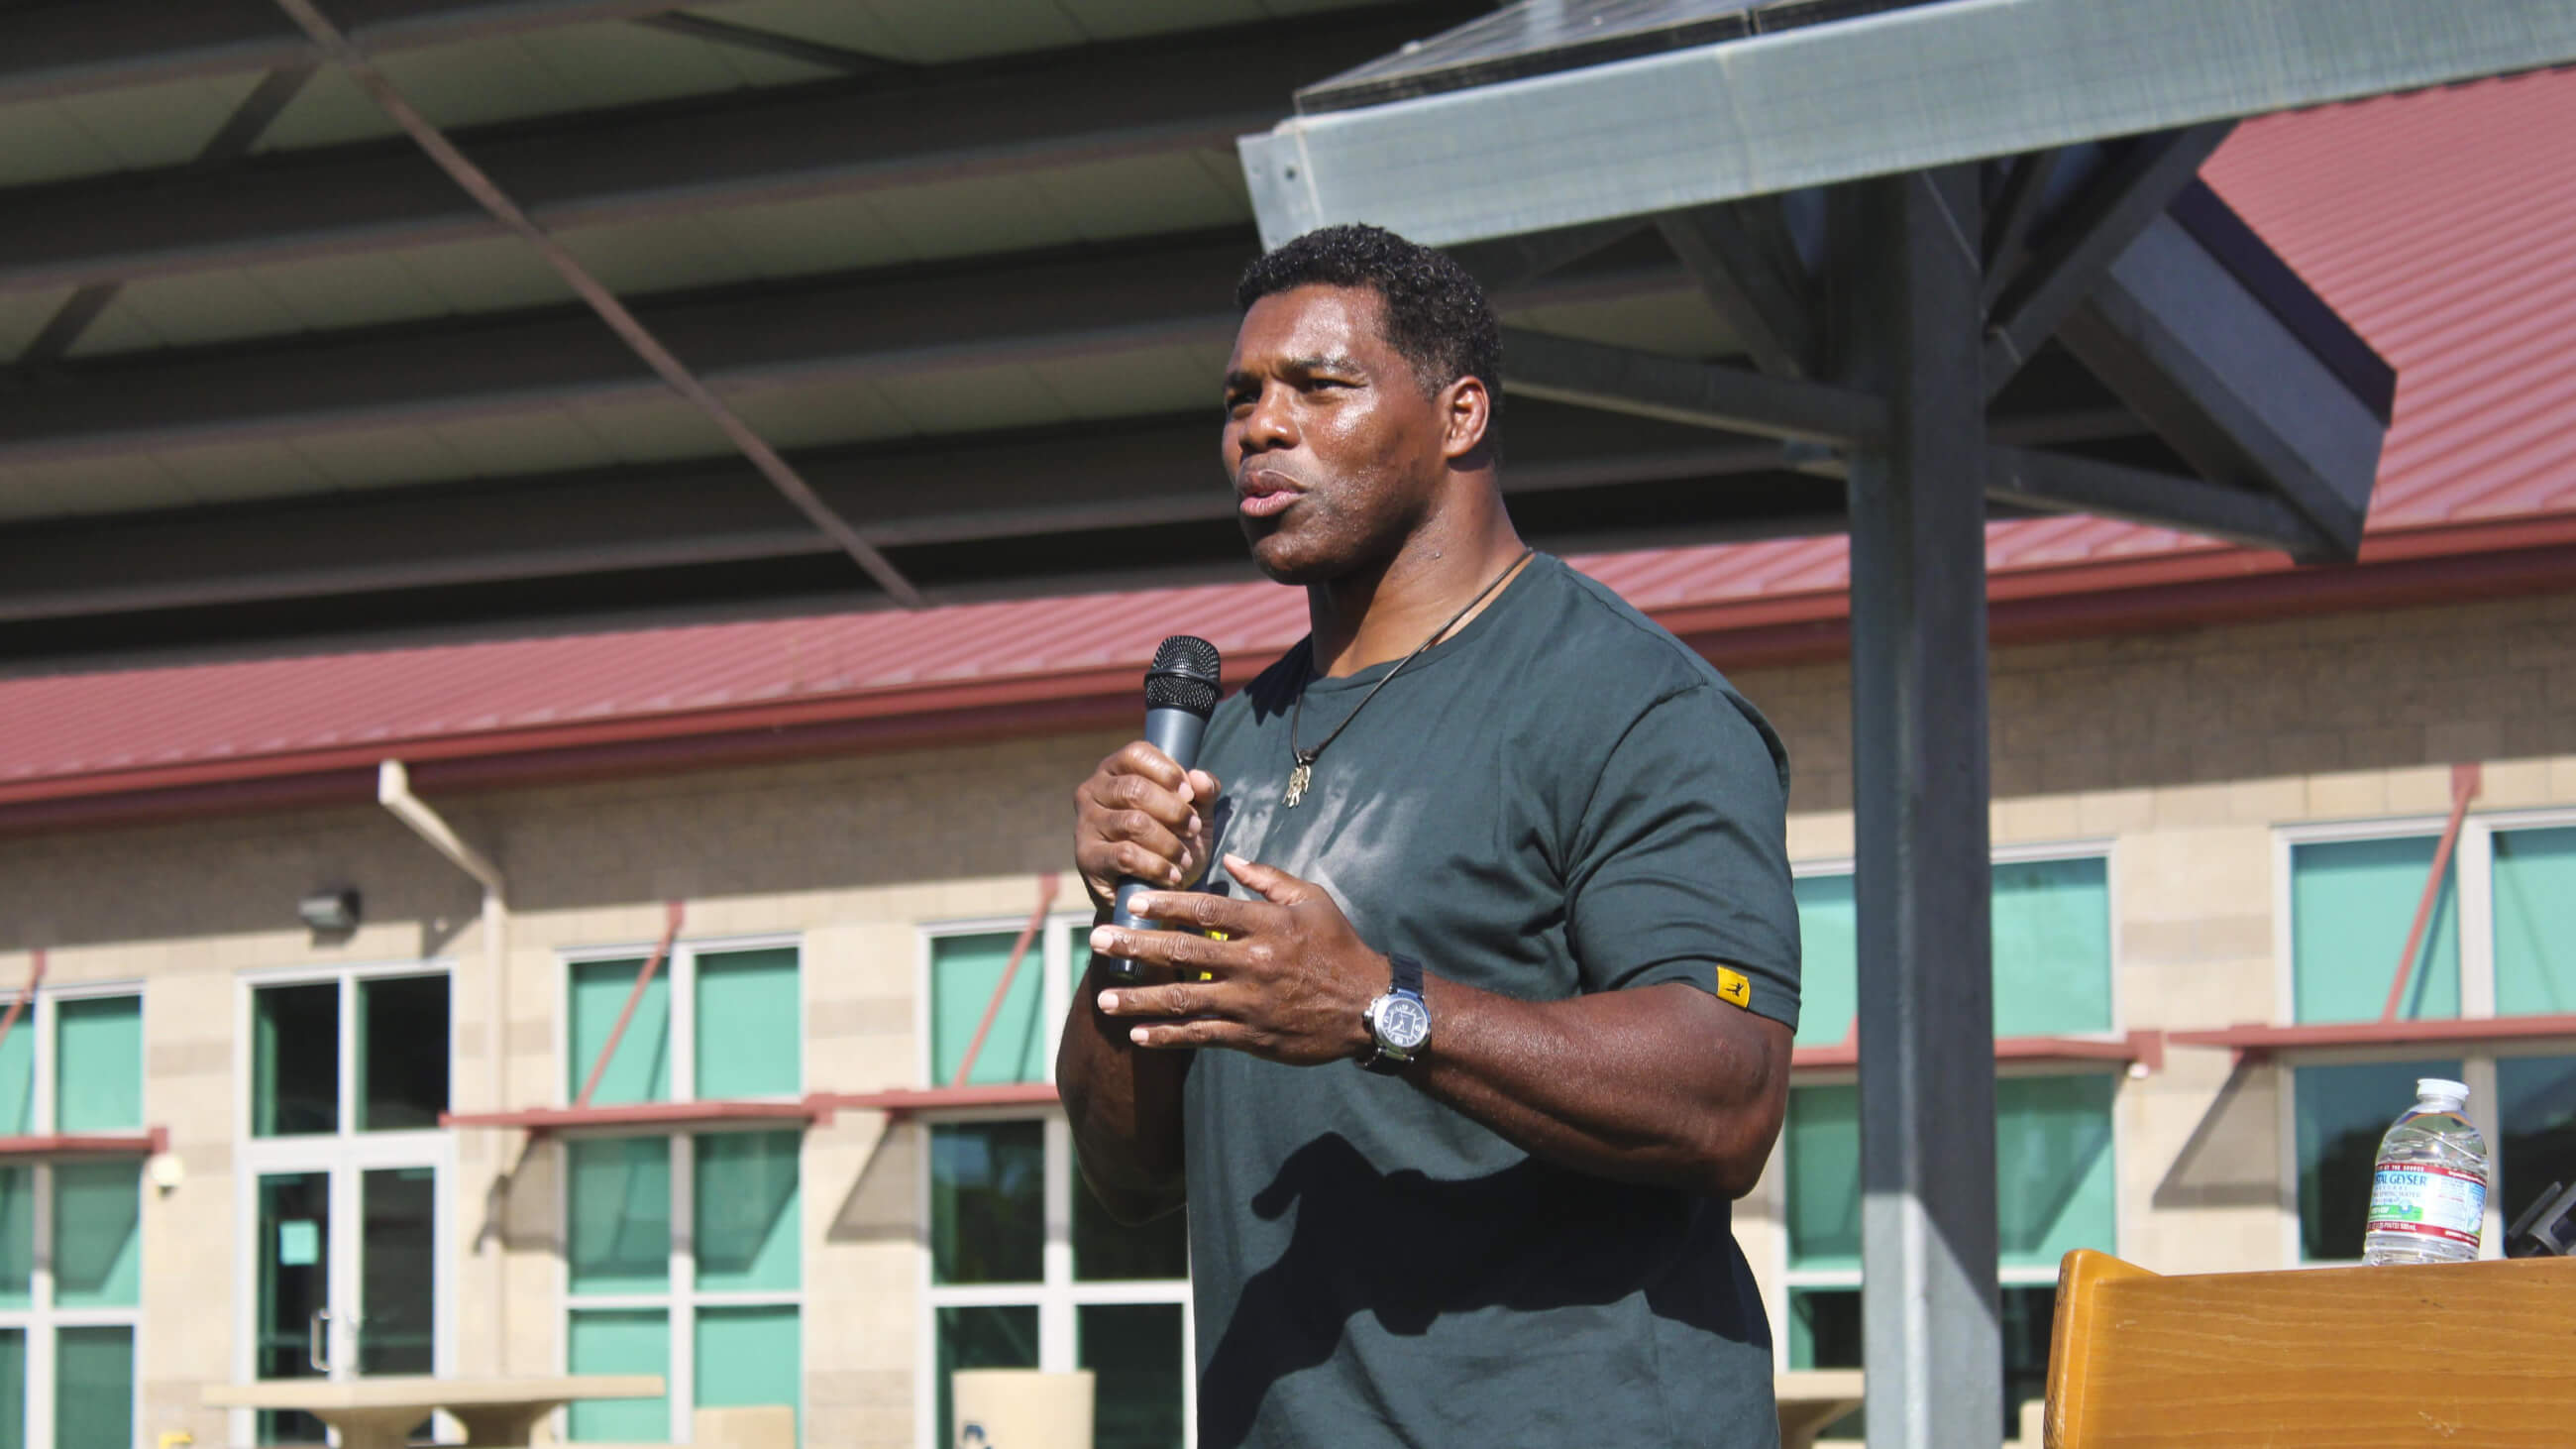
[{"xmin": 2362, "ymin": 1077, "xmax": 2489, "ymax": 1265}]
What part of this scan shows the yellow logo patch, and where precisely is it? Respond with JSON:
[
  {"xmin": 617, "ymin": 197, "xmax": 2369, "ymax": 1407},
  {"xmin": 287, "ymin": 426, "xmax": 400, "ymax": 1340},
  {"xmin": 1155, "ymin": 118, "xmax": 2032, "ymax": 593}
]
[{"xmin": 1715, "ymin": 966, "xmax": 1752, "ymax": 1009}]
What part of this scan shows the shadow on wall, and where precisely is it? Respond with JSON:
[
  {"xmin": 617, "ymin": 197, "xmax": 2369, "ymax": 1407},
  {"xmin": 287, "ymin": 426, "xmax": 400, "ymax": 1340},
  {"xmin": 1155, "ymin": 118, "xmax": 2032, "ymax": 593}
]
[
  {"xmin": 2152, "ymin": 1058, "xmax": 2284, "ymax": 1213},
  {"xmin": 826, "ymin": 1117, "xmax": 923, "ymax": 1249}
]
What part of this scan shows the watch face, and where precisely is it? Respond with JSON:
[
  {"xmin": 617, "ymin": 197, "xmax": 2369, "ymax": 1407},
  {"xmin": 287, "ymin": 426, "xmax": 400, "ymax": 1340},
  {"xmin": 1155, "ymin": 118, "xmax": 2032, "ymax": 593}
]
[{"xmin": 1376, "ymin": 992, "xmax": 1431, "ymax": 1052}]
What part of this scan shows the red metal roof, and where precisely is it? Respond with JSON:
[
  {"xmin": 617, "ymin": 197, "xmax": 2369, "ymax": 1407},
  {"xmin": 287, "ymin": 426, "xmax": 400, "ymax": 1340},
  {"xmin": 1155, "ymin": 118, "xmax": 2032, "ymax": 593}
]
[{"xmin": 6, "ymin": 68, "xmax": 2576, "ymax": 826}]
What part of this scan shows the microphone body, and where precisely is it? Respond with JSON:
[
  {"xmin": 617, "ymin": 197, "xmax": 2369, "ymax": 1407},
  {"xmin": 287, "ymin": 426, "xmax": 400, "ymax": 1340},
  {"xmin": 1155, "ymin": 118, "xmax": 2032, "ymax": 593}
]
[{"xmin": 1104, "ymin": 635, "xmax": 1222, "ymax": 981}]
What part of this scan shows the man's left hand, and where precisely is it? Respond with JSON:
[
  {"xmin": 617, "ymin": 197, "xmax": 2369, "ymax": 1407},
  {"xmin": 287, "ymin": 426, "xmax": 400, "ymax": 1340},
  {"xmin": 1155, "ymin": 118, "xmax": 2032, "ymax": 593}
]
[{"xmin": 1089, "ymin": 853, "xmax": 1382, "ymax": 1065}]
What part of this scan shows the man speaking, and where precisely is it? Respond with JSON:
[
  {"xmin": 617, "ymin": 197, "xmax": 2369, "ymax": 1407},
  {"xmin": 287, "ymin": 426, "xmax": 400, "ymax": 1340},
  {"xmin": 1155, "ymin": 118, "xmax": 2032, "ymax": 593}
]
[{"xmin": 1058, "ymin": 224, "xmax": 1802, "ymax": 1447}]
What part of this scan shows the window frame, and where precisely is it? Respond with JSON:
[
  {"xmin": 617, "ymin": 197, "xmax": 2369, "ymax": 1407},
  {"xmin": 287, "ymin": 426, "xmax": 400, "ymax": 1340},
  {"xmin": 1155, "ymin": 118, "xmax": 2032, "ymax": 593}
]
[
  {"xmin": 230, "ymin": 958, "xmax": 461, "ymax": 1449},
  {"xmin": 2, "ymin": 978, "xmax": 148, "ymax": 1449},
  {"xmin": 1773, "ymin": 840, "xmax": 2128, "ymax": 1369},
  {"xmin": 913, "ymin": 915, "xmax": 1196, "ymax": 1449},
  {"xmin": 551, "ymin": 932, "xmax": 808, "ymax": 1443},
  {"xmin": 2272, "ymin": 805, "xmax": 2576, "ymax": 1265}
]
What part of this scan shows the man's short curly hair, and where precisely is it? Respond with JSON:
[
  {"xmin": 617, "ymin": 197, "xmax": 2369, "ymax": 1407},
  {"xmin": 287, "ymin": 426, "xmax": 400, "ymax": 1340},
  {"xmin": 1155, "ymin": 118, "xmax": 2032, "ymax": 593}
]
[{"xmin": 1235, "ymin": 223, "xmax": 1502, "ymax": 429}]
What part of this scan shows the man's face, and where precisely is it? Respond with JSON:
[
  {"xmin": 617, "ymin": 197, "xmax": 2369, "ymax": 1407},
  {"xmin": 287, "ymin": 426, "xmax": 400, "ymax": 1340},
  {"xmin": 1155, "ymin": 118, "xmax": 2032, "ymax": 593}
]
[{"xmin": 1221, "ymin": 284, "xmax": 1450, "ymax": 584}]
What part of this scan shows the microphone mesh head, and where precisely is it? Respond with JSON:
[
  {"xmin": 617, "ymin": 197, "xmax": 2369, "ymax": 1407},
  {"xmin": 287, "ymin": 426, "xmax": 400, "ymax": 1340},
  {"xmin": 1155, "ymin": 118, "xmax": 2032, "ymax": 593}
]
[{"xmin": 1142, "ymin": 634, "xmax": 1223, "ymax": 717}]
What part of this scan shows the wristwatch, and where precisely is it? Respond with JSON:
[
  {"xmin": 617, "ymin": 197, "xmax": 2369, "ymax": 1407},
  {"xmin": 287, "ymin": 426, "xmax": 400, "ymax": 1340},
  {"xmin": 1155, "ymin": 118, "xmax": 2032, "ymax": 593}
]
[{"xmin": 1359, "ymin": 952, "xmax": 1431, "ymax": 1074}]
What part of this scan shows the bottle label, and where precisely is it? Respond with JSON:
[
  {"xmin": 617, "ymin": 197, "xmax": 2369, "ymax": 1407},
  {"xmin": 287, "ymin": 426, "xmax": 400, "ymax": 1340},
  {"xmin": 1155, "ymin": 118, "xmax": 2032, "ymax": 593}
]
[{"xmin": 2366, "ymin": 1162, "xmax": 2487, "ymax": 1248}]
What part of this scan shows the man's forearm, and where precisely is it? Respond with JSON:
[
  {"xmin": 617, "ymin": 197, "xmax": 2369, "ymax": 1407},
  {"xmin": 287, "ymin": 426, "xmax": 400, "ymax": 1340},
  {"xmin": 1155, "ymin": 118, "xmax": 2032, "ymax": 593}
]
[
  {"xmin": 1408, "ymin": 977, "xmax": 1790, "ymax": 1198},
  {"xmin": 1055, "ymin": 947, "xmax": 1193, "ymax": 1223}
]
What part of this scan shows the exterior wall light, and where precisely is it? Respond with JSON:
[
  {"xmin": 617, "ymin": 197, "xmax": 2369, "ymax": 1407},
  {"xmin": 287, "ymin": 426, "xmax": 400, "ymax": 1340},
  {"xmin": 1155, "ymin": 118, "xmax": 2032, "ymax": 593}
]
[{"xmin": 297, "ymin": 888, "xmax": 361, "ymax": 934}]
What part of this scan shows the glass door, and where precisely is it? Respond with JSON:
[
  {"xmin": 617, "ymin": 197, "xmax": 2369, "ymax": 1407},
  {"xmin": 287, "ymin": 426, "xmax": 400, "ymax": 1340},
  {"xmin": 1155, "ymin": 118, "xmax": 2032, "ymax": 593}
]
[{"xmin": 240, "ymin": 968, "xmax": 454, "ymax": 1446}]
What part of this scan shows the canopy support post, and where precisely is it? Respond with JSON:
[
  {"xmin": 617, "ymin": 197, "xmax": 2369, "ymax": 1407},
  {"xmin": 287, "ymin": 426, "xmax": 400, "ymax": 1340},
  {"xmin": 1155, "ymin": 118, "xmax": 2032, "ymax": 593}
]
[{"xmin": 1839, "ymin": 167, "xmax": 2002, "ymax": 1449}]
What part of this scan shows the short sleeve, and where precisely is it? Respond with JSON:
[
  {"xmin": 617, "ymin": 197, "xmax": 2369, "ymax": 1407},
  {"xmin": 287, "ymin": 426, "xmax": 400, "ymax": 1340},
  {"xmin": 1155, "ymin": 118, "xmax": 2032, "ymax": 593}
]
[{"xmin": 1563, "ymin": 682, "xmax": 1801, "ymax": 1031}]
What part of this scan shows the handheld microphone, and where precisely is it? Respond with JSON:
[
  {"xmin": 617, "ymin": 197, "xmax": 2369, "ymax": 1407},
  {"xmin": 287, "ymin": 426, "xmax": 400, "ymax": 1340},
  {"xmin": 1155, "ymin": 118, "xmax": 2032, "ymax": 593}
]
[{"xmin": 1106, "ymin": 634, "xmax": 1222, "ymax": 980}]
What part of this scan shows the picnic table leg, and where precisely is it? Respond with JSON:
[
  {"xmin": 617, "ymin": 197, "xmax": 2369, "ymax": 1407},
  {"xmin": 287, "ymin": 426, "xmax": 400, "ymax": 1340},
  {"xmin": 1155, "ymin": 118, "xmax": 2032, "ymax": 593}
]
[{"xmin": 451, "ymin": 1401, "xmax": 564, "ymax": 1447}]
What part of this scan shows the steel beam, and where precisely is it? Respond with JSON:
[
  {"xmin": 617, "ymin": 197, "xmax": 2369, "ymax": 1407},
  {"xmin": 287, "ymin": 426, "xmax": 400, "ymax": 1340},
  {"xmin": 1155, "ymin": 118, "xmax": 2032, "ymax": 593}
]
[
  {"xmin": 0, "ymin": 247, "xmax": 1693, "ymax": 467},
  {"xmin": 269, "ymin": 0, "xmax": 923, "ymax": 607},
  {"xmin": 1983, "ymin": 123, "xmax": 2235, "ymax": 396},
  {"xmin": 0, "ymin": 14, "xmax": 1439, "ymax": 297},
  {"xmin": 0, "ymin": 0, "xmax": 698, "ymax": 106},
  {"xmin": 0, "ymin": 402, "xmax": 1802, "ymax": 624},
  {"xmin": 1655, "ymin": 199, "xmax": 1817, "ymax": 378},
  {"xmin": 1239, "ymin": 0, "xmax": 2576, "ymax": 251},
  {"xmin": 1500, "ymin": 328, "xmax": 1886, "ymax": 445},
  {"xmin": 1986, "ymin": 445, "xmax": 2331, "ymax": 559},
  {"xmin": 17, "ymin": 61, "xmax": 317, "ymax": 363},
  {"xmin": 627, "ymin": 13, "xmax": 908, "ymax": 75},
  {"xmin": 2057, "ymin": 209, "xmax": 2382, "ymax": 560},
  {"xmin": 1837, "ymin": 167, "xmax": 2000, "ymax": 1449}
]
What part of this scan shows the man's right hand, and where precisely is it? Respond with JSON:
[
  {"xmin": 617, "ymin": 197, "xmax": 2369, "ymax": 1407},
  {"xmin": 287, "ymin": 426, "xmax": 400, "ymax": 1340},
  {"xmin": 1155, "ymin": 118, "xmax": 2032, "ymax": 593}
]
[{"xmin": 1073, "ymin": 741, "xmax": 1223, "ymax": 915}]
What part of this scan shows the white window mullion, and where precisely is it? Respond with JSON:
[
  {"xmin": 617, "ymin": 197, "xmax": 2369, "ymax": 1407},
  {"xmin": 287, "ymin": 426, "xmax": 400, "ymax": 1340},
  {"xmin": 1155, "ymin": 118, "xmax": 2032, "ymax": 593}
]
[
  {"xmin": 2458, "ymin": 822, "xmax": 2497, "ymax": 1020},
  {"xmin": 672, "ymin": 947, "xmax": 698, "ymax": 1106},
  {"xmin": 29, "ymin": 1159, "xmax": 54, "ymax": 1449},
  {"xmin": 671, "ymin": 1132, "xmax": 696, "ymax": 1443},
  {"xmin": 1039, "ymin": 1116, "xmax": 1075, "ymax": 1373}
]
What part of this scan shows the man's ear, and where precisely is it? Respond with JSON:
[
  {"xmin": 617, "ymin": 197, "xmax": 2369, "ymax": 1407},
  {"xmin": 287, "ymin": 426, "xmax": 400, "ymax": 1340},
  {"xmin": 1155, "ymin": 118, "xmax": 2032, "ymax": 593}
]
[{"xmin": 1439, "ymin": 375, "xmax": 1492, "ymax": 460}]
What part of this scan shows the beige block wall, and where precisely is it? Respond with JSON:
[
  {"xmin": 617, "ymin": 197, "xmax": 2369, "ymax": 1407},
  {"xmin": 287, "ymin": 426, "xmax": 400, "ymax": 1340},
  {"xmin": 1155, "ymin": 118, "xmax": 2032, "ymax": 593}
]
[{"xmin": 0, "ymin": 588, "xmax": 2571, "ymax": 1445}]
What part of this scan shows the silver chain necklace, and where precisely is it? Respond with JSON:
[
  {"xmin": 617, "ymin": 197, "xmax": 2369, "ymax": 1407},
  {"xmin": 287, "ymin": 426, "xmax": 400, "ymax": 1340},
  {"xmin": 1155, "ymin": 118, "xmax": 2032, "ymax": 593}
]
[{"xmin": 1284, "ymin": 548, "xmax": 1534, "ymax": 807}]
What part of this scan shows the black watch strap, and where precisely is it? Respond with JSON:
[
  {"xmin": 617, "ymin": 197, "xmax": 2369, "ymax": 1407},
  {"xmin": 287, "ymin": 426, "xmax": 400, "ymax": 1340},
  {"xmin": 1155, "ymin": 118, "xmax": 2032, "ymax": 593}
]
[{"xmin": 1386, "ymin": 951, "xmax": 1423, "ymax": 996}]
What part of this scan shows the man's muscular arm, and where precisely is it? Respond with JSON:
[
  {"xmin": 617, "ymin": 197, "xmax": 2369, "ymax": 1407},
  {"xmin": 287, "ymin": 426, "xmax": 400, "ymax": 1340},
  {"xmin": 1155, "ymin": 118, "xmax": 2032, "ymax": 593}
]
[
  {"xmin": 1054, "ymin": 742, "xmax": 1219, "ymax": 1224},
  {"xmin": 1094, "ymin": 857, "xmax": 1789, "ymax": 1199}
]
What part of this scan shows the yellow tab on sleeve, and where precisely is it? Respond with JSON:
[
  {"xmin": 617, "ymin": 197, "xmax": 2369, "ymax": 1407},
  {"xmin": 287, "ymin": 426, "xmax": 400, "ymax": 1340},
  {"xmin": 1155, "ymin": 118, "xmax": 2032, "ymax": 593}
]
[{"xmin": 1715, "ymin": 966, "xmax": 1752, "ymax": 1010}]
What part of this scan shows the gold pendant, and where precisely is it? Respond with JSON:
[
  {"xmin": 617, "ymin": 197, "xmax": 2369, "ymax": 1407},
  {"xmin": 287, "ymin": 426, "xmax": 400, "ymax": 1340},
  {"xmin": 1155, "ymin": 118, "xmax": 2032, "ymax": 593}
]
[{"xmin": 1284, "ymin": 761, "xmax": 1312, "ymax": 808}]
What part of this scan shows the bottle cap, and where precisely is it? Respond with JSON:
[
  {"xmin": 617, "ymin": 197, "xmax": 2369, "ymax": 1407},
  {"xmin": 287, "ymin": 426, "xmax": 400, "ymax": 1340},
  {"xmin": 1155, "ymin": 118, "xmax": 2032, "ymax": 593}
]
[{"xmin": 2416, "ymin": 1076, "xmax": 2470, "ymax": 1107}]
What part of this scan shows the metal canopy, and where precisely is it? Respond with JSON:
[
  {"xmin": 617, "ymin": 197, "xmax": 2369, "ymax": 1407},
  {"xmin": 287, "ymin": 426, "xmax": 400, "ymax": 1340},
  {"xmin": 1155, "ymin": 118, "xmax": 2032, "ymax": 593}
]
[
  {"xmin": 1246, "ymin": 0, "xmax": 2576, "ymax": 247},
  {"xmin": 1225, "ymin": 3, "xmax": 2561, "ymax": 1446}
]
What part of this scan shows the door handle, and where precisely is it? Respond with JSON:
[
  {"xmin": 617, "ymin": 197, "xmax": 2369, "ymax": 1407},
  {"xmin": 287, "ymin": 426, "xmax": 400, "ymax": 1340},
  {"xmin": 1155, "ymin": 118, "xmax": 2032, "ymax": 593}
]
[{"xmin": 308, "ymin": 1309, "xmax": 332, "ymax": 1373}]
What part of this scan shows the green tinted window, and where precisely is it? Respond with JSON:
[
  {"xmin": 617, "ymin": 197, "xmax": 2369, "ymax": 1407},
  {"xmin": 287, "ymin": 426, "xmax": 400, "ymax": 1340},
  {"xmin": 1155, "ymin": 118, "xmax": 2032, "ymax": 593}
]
[
  {"xmin": 2494, "ymin": 827, "xmax": 2576, "ymax": 1016},
  {"xmin": 930, "ymin": 1121, "xmax": 1044, "ymax": 1284},
  {"xmin": 2497, "ymin": 1055, "xmax": 2576, "ymax": 1232},
  {"xmin": 54, "ymin": 1326, "xmax": 132, "ymax": 1449},
  {"xmin": 569, "ymin": 959, "xmax": 670, "ymax": 1106},
  {"xmin": 1783, "ymin": 1083, "xmax": 1860, "ymax": 1272},
  {"xmin": 1995, "ymin": 1074, "xmax": 2117, "ymax": 1269},
  {"xmin": 54, "ymin": 996, "xmax": 142, "ymax": 1134},
  {"xmin": 930, "ymin": 933, "xmax": 1046, "ymax": 1087},
  {"xmin": 697, "ymin": 948, "xmax": 800, "ymax": 1099},
  {"xmin": 1081, "ymin": 1304, "xmax": 1185, "ymax": 1449},
  {"xmin": 1790, "ymin": 1073, "xmax": 2115, "ymax": 1274},
  {"xmin": 1791, "ymin": 858, "xmax": 2110, "ymax": 1045},
  {"xmin": 1788, "ymin": 1286, "xmax": 2055, "ymax": 1441},
  {"xmin": 252, "ymin": 982, "xmax": 338, "ymax": 1137},
  {"xmin": 2295, "ymin": 1058, "xmax": 2460, "ymax": 1260},
  {"xmin": 935, "ymin": 1305, "xmax": 1037, "ymax": 1449},
  {"xmin": 567, "ymin": 1310, "xmax": 669, "ymax": 1442},
  {"xmin": 0, "ymin": 1017, "xmax": 28, "ymax": 1139},
  {"xmin": 695, "ymin": 1132, "xmax": 800, "ymax": 1293},
  {"xmin": 52, "ymin": 1164, "xmax": 140, "ymax": 1308},
  {"xmin": 2292, "ymin": 837, "xmax": 2458, "ymax": 1024},
  {"xmin": 1992, "ymin": 857, "xmax": 2111, "ymax": 1036},
  {"xmin": 0, "ymin": 1169, "xmax": 28, "ymax": 1309},
  {"xmin": 356, "ymin": 975, "xmax": 448, "ymax": 1132},
  {"xmin": 0, "ymin": 1330, "xmax": 20, "ymax": 1449},
  {"xmin": 696, "ymin": 1306, "xmax": 800, "ymax": 1434},
  {"xmin": 567, "ymin": 1137, "xmax": 670, "ymax": 1295},
  {"xmin": 1791, "ymin": 875, "xmax": 1856, "ymax": 1050}
]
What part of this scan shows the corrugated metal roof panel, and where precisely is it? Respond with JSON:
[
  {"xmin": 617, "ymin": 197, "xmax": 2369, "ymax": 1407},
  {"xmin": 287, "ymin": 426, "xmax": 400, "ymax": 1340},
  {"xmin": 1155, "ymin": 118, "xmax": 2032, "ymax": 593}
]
[{"xmin": 5, "ymin": 66, "xmax": 2574, "ymax": 798}]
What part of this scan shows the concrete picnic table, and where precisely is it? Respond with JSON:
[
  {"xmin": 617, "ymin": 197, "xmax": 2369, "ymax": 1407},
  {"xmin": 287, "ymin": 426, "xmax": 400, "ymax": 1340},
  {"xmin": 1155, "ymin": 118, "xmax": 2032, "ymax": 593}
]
[
  {"xmin": 1774, "ymin": 1369, "xmax": 1867, "ymax": 1449},
  {"xmin": 204, "ymin": 1374, "xmax": 666, "ymax": 1449}
]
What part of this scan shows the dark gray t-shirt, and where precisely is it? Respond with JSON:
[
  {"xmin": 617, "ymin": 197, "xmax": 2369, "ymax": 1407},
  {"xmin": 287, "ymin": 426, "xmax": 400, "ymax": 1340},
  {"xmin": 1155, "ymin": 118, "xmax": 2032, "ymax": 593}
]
[{"xmin": 1178, "ymin": 553, "xmax": 1801, "ymax": 1448}]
